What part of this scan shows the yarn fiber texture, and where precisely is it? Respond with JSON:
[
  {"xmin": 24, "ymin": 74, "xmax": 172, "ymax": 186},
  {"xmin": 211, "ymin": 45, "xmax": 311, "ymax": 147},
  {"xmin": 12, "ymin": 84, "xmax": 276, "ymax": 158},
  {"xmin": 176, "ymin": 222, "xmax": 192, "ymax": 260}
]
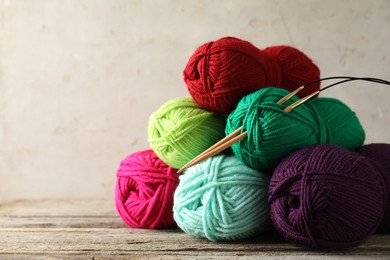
[
  {"xmin": 358, "ymin": 143, "xmax": 390, "ymax": 233},
  {"xmin": 264, "ymin": 45, "xmax": 320, "ymax": 98},
  {"xmin": 226, "ymin": 87, "xmax": 365, "ymax": 171},
  {"xmin": 115, "ymin": 149, "xmax": 179, "ymax": 229},
  {"xmin": 173, "ymin": 154, "xmax": 271, "ymax": 241},
  {"xmin": 269, "ymin": 144, "xmax": 388, "ymax": 249},
  {"xmin": 148, "ymin": 97, "xmax": 225, "ymax": 169},
  {"xmin": 183, "ymin": 36, "xmax": 320, "ymax": 115}
]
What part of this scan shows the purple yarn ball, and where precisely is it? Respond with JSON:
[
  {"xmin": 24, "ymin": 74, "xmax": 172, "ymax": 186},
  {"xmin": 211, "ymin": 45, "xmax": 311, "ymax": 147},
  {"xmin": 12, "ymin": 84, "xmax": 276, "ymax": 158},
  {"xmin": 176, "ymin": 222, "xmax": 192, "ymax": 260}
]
[
  {"xmin": 358, "ymin": 143, "xmax": 390, "ymax": 233},
  {"xmin": 269, "ymin": 144, "xmax": 388, "ymax": 249}
]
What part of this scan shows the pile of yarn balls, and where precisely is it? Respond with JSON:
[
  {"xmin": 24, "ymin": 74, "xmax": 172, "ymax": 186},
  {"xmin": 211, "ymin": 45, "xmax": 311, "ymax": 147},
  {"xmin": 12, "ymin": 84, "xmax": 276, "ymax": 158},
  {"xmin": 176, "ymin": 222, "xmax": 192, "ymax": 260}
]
[{"xmin": 114, "ymin": 36, "xmax": 390, "ymax": 249}]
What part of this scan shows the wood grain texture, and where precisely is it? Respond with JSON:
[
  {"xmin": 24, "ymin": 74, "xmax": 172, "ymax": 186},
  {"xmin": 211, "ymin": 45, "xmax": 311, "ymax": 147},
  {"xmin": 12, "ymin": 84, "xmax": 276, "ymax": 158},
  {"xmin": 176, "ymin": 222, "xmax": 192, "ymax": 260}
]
[{"xmin": 0, "ymin": 200, "xmax": 389, "ymax": 259}]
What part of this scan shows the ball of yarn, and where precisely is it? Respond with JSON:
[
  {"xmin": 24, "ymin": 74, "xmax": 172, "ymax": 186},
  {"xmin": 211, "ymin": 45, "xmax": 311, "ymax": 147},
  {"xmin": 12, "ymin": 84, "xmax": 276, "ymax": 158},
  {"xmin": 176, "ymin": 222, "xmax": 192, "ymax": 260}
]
[
  {"xmin": 269, "ymin": 144, "xmax": 388, "ymax": 249},
  {"xmin": 183, "ymin": 36, "xmax": 282, "ymax": 115},
  {"xmin": 183, "ymin": 37, "xmax": 321, "ymax": 115},
  {"xmin": 264, "ymin": 45, "xmax": 320, "ymax": 97},
  {"xmin": 226, "ymin": 87, "xmax": 365, "ymax": 171},
  {"xmin": 148, "ymin": 97, "xmax": 225, "ymax": 169},
  {"xmin": 173, "ymin": 154, "xmax": 271, "ymax": 241},
  {"xmin": 115, "ymin": 149, "xmax": 179, "ymax": 229},
  {"xmin": 358, "ymin": 143, "xmax": 390, "ymax": 233}
]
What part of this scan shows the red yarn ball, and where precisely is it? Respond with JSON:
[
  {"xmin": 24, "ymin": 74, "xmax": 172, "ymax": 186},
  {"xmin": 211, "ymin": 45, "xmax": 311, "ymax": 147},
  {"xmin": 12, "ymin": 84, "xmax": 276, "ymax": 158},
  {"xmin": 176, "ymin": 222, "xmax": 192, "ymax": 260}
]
[
  {"xmin": 263, "ymin": 45, "xmax": 321, "ymax": 97},
  {"xmin": 183, "ymin": 37, "xmax": 321, "ymax": 115},
  {"xmin": 183, "ymin": 36, "xmax": 282, "ymax": 115},
  {"xmin": 115, "ymin": 149, "xmax": 179, "ymax": 229}
]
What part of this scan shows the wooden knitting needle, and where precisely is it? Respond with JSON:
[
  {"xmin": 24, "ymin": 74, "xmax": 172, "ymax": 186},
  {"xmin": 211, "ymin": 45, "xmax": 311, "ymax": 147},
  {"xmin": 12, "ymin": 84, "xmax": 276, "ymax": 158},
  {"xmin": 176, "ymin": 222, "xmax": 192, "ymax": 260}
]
[
  {"xmin": 177, "ymin": 127, "xmax": 241, "ymax": 173},
  {"xmin": 181, "ymin": 126, "xmax": 243, "ymax": 169},
  {"xmin": 177, "ymin": 76, "xmax": 390, "ymax": 174},
  {"xmin": 178, "ymin": 86, "xmax": 323, "ymax": 173},
  {"xmin": 177, "ymin": 127, "xmax": 247, "ymax": 173},
  {"xmin": 178, "ymin": 87, "xmax": 309, "ymax": 173},
  {"xmin": 276, "ymin": 85, "xmax": 304, "ymax": 105},
  {"xmin": 278, "ymin": 76, "xmax": 390, "ymax": 111},
  {"xmin": 276, "ymin": 84, "xmax": 320, "ymax": 112},
  {"xmin": 283, "ymin": 90, "xmax": 320, "ymax": 112}
]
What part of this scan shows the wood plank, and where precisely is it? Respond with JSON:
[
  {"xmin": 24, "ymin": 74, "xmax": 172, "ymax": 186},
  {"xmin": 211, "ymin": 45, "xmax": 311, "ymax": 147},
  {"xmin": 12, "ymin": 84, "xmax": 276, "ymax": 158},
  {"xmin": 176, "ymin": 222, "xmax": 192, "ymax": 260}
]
[
  {"xmin": 0, "ymin": 228, "xmax": 389, "ymax": 259},
  {"xmin": 0, "ymin": 215, "xmax": 124, "ymax": 229},
  {"xmin": 0, "ymin": 200, "xmax": 117, "ymax": 217},
  {"xmin": 0, "ymin": 200, "xmax": 389, "ymax": 259}
]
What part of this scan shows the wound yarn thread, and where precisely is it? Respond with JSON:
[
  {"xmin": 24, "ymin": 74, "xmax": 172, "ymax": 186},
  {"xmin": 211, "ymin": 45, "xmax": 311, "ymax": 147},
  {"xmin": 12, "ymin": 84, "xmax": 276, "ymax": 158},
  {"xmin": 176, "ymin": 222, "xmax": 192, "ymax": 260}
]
[
  {"xmin": 264, "ymin": 45, "xmax": 320, "ymax": 98},
  {"xmin": 148, "ymin": 97, "xmax": 225, "ymax": 169},
  {"xmin": 183, "ymin": 36, "xmax": 320, "ymax": 115},
  {"xmin": 358, "ymin": 143, "xmax": 390, "ymax": 233},
  {"xmin": 173, "ymin": 154, "xmax": 271, "ymax": 241},
  {"xmin": 115, "ymin": 149, "xmax": 179, "ymax": 229},
  {"xmin": 269, "ymin": 144, "xmax": 388, "ymax": 249},
  {"xmin": 226, "ymin": 87, "xmax": 365, "ymax": 171}
]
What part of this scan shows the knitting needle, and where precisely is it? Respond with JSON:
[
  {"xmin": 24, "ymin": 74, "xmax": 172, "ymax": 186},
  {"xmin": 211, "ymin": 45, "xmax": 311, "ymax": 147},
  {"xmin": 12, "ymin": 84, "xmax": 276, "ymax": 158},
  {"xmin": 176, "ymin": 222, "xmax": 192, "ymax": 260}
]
[
  {"xmin": 177, "ymin": 127, "xmax": 247, "ymax": 173},
  {"xmin": 276, "ymin": 77, "xmax": 351, "ymax": 105},
  {"xmin": 276, "ymin": 86, "xmax": 304, "ymax": 105},
  {"xmin": 178, "ymin": 77, "xmax": 390, "ymax": 172},
  {"xmin": 177, "ymin": 90, "xmax": 320, "ymax": 172},
  {"xmin": 278, "ymin": 76, "xmax": 390, "ymax": 108},
  {"xmin": 178, "ymin": 127, "xmax": 243, "ymax": 173},
  {"xmin": 178, "ymin": 87, "xmax": 308, "ymax": 173},
  {"xmin": 283, "ymin": 90, "xmax": 320, "ymax": 112}
]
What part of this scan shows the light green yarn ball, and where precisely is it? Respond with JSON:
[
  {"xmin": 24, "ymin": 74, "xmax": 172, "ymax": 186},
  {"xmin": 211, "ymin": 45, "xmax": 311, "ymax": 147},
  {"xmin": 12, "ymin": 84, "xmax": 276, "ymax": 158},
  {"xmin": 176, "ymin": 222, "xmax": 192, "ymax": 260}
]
[
  {"xmin": 148, "ymin": 97, "xmax": 225, "ymax": 169},
  {"xmin": 173, "ymin": 154, "xmax": 271, "ymax": 241}
]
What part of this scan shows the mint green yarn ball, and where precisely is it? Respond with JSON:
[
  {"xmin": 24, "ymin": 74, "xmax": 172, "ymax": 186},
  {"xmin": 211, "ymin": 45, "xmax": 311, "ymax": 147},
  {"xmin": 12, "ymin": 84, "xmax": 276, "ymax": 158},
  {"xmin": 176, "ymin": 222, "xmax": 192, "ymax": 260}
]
[
  {"xmin": 148, "ymin": 97, "xmax": 225, "ymax": 169},
  {"xmin": 226, "ymin": 87, "xmax": 365, "ymax": 171},
  {"xmin": 173, "ymin": 154, "xmax": 271, "ymax": 241}
]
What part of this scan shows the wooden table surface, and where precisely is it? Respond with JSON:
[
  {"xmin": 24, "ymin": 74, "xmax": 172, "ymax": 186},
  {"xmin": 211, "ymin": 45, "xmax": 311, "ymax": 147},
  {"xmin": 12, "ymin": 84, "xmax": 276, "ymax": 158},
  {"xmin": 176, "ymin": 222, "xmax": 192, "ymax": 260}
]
[{"xmin": 0, "ymin": 200, "xmax": 389, "ymax": 259}]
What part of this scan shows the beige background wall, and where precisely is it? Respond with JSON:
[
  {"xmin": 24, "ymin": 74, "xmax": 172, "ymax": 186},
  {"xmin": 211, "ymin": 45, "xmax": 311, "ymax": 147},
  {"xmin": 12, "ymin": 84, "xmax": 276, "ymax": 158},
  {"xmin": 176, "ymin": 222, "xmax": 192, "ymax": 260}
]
[{"xmin": 0, "ymin": 0, "xmax": 389, "ymax": 200}]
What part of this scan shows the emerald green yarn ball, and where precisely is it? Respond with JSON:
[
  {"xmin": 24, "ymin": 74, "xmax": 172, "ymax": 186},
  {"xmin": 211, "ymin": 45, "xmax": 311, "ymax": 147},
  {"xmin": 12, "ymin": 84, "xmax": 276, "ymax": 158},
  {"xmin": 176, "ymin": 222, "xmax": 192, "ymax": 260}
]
[
  {"xmin": 226, "ymin": 87, "xmax": 365, "ymax": 171},
  {"xmin": 173, "ymin": 154, "xmax": 271, "ymax": 241},
  {"xmin": 148, "ymin": 97, "xmax": 225, "ymax": 169}
]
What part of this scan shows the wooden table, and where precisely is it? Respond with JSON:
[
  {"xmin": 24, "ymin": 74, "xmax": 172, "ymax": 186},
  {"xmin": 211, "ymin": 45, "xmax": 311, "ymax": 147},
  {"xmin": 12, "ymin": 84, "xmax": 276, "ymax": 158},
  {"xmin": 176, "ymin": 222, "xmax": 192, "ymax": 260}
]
[{"xmin": 0, "ymin": 200, "xmax": 389, "ymax": 259}]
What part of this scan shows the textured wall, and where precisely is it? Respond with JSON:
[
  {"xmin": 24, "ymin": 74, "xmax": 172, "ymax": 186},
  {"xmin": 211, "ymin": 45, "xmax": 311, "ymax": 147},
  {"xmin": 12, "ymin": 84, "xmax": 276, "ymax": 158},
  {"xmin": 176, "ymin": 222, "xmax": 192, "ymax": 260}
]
[{"xmin": 0, "ymin": 0, "xmax": 389, "ymax": 199}]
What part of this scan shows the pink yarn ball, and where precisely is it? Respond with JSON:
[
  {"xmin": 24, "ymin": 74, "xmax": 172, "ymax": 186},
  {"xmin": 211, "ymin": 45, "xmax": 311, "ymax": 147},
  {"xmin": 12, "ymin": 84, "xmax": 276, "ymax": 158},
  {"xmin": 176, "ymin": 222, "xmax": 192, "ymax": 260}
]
[{"xmin": 115, "ymin": 149, "xmax": 179, "ymax": 229}]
